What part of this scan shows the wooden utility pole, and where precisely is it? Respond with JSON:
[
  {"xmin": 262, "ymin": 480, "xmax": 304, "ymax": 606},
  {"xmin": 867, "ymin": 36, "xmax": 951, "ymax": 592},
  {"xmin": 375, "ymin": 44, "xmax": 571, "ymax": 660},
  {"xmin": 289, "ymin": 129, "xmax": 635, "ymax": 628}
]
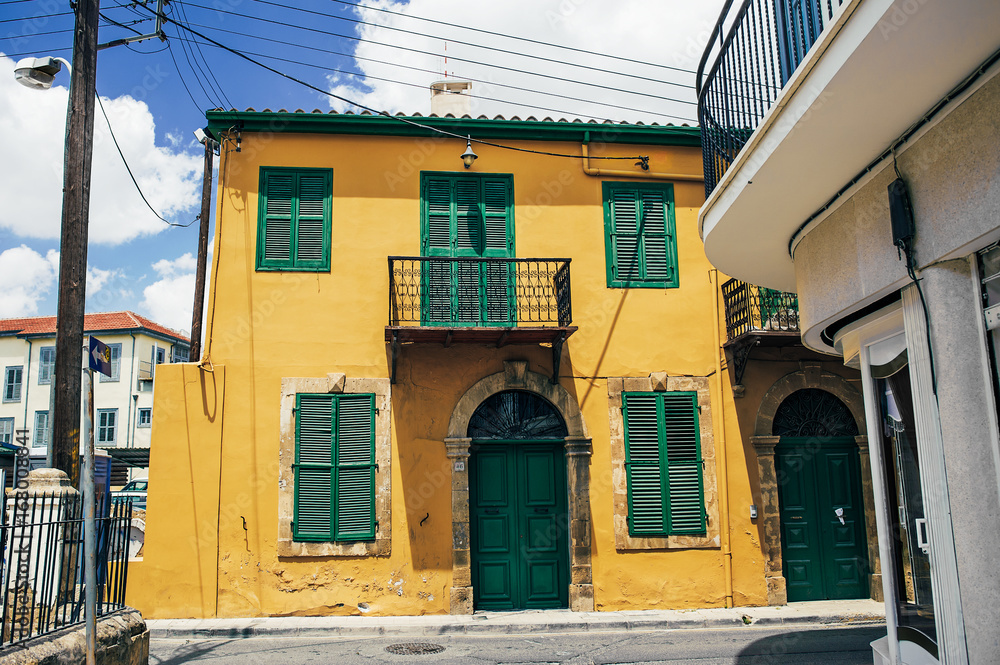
[
  {"xmin": 189, "ymin": 139, "xmax": 214, "ymax": 361},
  {"xmin": 51, "ymin": 0, "xmax": 100, "ymax": 487}
]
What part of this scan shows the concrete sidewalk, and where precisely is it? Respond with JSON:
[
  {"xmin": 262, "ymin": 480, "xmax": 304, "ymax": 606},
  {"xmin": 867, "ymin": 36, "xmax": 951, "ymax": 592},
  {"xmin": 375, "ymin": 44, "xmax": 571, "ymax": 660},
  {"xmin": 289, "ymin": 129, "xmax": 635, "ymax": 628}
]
[{"xmin": 147, "ymin": 599, "xmax": 885, "ymax": 639}]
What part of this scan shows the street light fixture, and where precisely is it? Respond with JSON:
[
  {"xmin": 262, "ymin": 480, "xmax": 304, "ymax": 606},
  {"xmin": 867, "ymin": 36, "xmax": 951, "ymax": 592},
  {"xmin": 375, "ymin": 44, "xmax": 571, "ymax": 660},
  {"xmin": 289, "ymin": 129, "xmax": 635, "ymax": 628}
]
[{"xmin": 13, "ymin": 57, "xmax": 70, "ymax": 90}]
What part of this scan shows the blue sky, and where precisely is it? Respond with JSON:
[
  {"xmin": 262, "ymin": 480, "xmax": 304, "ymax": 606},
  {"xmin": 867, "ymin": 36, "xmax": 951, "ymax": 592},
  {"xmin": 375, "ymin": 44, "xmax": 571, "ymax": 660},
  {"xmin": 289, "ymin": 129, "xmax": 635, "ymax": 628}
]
[{"xmin": 0, "ymin": 0, "xmax": 721, "ymax": 334}]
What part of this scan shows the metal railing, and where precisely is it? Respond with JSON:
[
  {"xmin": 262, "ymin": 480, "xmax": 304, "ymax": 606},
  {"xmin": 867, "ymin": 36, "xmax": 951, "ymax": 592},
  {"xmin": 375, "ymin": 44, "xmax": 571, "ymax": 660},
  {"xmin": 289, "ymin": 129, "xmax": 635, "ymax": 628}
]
[
  {"xmin": 0, "ymin": 493, "xmax": 132, "ymax": 645},
  {"xmin": 389, "ymin": 256, "xmax": 572, "ymax": 328},
  {"xmin": 696, "ymin": 0, "xmax": 845, "ymax": 197},
  {"xmin": 137, "ymin": 361, "xmax": 153, "ymax": 382},
  {"xmin": 722, "ymin": 278, "xmax": 800, "ymax": 340}
]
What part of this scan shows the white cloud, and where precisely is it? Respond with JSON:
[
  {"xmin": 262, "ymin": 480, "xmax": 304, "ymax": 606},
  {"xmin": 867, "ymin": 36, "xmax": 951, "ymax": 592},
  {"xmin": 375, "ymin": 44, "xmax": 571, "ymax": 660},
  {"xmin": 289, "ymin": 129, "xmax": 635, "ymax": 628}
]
[
  {"xmin": 0, "ymin": 55, "xmax": 202, "ymax": 244},
  {"xmin": 326, "ymin": 0, "xmax": 725, "ymax": 125},
  {"xmin": 140, "ymin": 252, "xmax": 206, "ymax": 335},
  {"xmin": 0, "ymin": 245, "xmax": 58, "ymax": 317}
]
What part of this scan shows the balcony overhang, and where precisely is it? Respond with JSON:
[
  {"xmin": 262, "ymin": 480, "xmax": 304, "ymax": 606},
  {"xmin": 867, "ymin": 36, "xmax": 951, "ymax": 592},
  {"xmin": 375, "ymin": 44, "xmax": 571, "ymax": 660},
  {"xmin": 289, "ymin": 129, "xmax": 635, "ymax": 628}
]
[
  {"xmin": 384, "ymin": 325, "xmax": 576, "ymax": 347},
  {"xmin": 699, "ymin": 0, "xmax": 1000, "ymax": 292}
]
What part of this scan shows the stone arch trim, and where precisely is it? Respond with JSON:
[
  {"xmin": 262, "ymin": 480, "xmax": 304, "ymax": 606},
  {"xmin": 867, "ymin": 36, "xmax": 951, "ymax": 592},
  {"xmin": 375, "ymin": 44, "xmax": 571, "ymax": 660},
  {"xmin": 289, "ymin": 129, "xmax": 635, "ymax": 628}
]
[
  {"xmin": 754, "ymin": 364, "xmax": 865, "ymax": 437},
  {"xmin": 445, "ymin": 361, "xmax": 594, "ymax": 614},
  {"xmin": 448, "ymin": 361, "xmax": 589, "ymax": 439},
  {"xmin": 750, "ymin": 363, "xmax": 880, "ymax": 605}
]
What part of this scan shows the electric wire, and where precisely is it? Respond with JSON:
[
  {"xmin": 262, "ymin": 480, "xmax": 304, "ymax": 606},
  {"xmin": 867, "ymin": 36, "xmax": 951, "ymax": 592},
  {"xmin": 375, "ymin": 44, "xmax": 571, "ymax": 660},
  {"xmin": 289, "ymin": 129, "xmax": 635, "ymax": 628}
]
[
  {"xmin": 170, "ymin": 32, "xmax": 695, "ymax": 123},
  {"xmin": 166, "ymin": 36, "xmax": 209, "ymax": 115},
  {"xmin": 0, "ymin": 12, "xmax": 72, "ymax": 23},
  {"xmin": 174, "ymin": 0, "xmax": 237, "ymax": 112},
  {"xmin": 172, "ymin": 1, "xmax": 697, "ymax": 106},
  {"xmin": 95, "ymin": 91, "xmax": 198, "ymax": 228},
  {"xmin": 244, "ymin": 0, "xmax": 697, "ymax": 92},
  {"xmin": 140, "ymin": 9, "xmax": 654, "ymax": 163},
  {"xmin": 0, "ymin": 27, "xmax": 73, "ymax": 40},
  {"xmin": 0, "ymin": 0, "xmax": 42, "ymax": 5},
  {"xmin": 327, "ymin": 0, "xmax": 697, "ymax": 77},
  {"xmin": 166, "ymin": 6, "xmax": 226, "ymax": 111}
]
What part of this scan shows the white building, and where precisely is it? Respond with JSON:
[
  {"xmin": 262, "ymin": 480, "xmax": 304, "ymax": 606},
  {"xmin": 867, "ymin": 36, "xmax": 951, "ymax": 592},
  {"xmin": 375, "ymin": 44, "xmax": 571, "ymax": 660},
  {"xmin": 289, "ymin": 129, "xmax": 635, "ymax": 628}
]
[
  {"xmin": 0, "ymin": 311, "xmax": 189, "ymax": 483},
  {"xmin": 696, "ymin": 1, "xmax": 1000, "ymax": 664}
]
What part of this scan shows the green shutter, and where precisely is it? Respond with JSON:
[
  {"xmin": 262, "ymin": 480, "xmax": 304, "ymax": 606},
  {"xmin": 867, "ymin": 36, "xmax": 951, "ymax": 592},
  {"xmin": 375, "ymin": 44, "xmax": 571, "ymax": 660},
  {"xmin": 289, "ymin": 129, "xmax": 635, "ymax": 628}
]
[
  {"xmin": 419, "ymin": 172, "xmax": 514, "ymax": 326},
  {"xmin": 603, "ymin": 183, "xmax": 678, "ymax": 289},
  {"xmin": 623, "ymin": 392, "xmax": 705, "ymax": 537},
  {"xmin": 624, "ymin": 393, "xmax": 666, "ymax": 535},
  {"xmin": 257, "ymin": 168, "xmax": 332, "ymax": 272},
  {"xmin": 334, "ymin": 394, "xmax": 376, "ymax": 541},
  {"xmin": 662, "ymin": 393, "xmax": 706, "ymax": 534},
  {"xmin": 294, "ymin": 393, "xmax": 377, "ymax": 542},
  {"xmin": 293, "ymin": 394, "xmax": 334, "ymax": 540}
]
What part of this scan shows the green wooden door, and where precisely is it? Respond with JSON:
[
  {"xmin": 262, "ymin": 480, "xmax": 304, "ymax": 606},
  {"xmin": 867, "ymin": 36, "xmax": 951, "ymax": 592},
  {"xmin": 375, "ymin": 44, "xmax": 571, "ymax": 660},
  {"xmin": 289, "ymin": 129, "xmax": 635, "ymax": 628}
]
[
  {"xmin": 777, "ymin": 437, "xmax": 869, "ymax": 601},
  {"xmin": 470, "ymin": 442, "xmax": 569, "ymax": 610}
]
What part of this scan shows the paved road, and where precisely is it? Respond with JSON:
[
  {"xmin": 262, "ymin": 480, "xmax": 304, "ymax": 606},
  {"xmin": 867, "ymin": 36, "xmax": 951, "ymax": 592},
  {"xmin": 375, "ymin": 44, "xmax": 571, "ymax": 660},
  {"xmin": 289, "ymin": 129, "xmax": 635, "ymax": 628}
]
[{"xmin": 150, "ymin": 624, "xmax": 885, "ymax": 664}]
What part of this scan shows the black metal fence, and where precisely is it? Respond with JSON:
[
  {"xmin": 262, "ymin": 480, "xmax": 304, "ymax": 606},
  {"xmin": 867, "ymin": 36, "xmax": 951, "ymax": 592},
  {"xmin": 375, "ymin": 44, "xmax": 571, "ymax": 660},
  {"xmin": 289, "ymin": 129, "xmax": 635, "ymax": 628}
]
[
  {"xmin": 0, "ymin": 492, "xmax": 132, "ymax": 645},
  {"xmin": 696, "ymin": 0, "xmax": 845, "ymax": 197},
  {"xmin": 389, "ymin": 256, "xmax": 572, "ymax": 327},
  {"xmin": 722, "ymin": 278, "xmax": 800, "ymax": 340}
]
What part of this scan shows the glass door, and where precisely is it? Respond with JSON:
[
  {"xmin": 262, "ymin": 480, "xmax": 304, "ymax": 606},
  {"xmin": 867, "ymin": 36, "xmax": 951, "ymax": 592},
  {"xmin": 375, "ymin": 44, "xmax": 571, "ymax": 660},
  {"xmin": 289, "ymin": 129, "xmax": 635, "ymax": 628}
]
[{"xmin": 871, "ymin": 351, "xmax": 938, "ymax": 660}]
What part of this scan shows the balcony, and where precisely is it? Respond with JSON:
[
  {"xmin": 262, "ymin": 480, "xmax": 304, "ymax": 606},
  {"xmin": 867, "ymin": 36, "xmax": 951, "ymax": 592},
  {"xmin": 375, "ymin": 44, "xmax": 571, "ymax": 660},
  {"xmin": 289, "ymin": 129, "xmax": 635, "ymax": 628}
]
[
  {"xmin": 696, "ymin": 0, "xmax": 1000, "ymax": 291},
  {"xmin": 721, "ymin": 278, "xmax": 800, "ymax": 386},
  {"xmin": 386, "ymin": 256, "xmax": 576, "ymax": 383},
  {"xmin": 137, "ymin": 361, "xmax": 153, "ymax": 382}
]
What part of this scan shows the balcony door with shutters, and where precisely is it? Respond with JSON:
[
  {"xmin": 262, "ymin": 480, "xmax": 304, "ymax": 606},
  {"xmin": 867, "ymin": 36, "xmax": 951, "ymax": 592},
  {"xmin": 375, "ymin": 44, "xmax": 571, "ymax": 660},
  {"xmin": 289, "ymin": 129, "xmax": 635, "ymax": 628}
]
[{"xmin": 420, "ymin": 173, "xmax": 514, "ymax": 326}]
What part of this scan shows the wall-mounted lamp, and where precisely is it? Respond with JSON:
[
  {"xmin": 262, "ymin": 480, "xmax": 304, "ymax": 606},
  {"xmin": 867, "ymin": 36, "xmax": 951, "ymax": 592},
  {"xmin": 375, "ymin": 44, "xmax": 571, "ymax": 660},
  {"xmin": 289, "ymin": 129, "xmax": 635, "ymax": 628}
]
[{"xmin": 461, "ymin": 136, "xmax": 478, "ymax": 169}]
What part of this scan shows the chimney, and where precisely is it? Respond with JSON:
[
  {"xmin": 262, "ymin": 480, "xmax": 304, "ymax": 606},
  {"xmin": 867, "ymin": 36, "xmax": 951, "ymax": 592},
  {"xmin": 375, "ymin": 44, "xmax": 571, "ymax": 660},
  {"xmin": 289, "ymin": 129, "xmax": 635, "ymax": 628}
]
[{"xmin": 430, "ymin": 80, "xmax": 472, "ymax": 117}]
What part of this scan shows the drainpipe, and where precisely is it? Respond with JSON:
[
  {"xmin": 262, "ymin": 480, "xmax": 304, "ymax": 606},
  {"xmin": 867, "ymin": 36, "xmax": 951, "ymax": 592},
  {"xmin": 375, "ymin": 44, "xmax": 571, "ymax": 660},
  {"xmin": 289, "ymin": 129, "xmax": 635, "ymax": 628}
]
[
  {"xmin": 126, "ymin": 333, "xmax": 136, "ymax": 448},
  {"xmin": 580, "ymin": 135, "xmax": 705, "ymax": 182},
  {"xmin": 23, "ymin": 339, "xmax": 32, "ymax": 443},
  {"xmin": 711, "ymin": 269, "xmax": 734, "ymax": 608}
]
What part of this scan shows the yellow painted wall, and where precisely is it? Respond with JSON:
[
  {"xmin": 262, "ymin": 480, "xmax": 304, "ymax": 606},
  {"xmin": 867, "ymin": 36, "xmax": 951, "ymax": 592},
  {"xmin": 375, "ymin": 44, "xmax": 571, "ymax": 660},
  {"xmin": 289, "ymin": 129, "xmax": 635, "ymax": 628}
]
[{"xmin": 131, "ymin": 127, "xmax": 769, "ymax": 617}]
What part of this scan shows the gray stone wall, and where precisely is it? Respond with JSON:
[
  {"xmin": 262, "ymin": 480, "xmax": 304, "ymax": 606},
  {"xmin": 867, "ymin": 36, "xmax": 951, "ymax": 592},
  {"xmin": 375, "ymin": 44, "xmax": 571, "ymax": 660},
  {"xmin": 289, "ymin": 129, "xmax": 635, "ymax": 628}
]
[{"xmin": 0, "ymin": 609, "xmax": 148, "ymax": 665}]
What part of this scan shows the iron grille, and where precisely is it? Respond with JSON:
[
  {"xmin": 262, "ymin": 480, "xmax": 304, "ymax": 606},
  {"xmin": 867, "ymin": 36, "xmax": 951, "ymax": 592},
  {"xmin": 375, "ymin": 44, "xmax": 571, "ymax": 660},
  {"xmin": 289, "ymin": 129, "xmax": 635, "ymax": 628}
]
[
  {"xmin": 388, "ymin": 256, "xmax": 572, "ymax": 328},
  {"xmin": 0, "ymin": 492, "xmax": 133, "ymax": 645},
  {"xmin": 696, "ymin": 0, "xmax": 846, "ymax": 197},
  {"xmin": 721, "ymin": 278, "xmax": 799, "ymax": 341}
]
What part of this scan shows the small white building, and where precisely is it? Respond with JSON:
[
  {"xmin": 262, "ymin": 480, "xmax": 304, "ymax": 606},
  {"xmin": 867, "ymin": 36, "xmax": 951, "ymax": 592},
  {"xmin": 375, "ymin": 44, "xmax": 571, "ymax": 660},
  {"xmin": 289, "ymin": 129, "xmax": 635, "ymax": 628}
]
[{"xmin": 0, "ymin": 311, "xmax": 189, "ymax": 483}]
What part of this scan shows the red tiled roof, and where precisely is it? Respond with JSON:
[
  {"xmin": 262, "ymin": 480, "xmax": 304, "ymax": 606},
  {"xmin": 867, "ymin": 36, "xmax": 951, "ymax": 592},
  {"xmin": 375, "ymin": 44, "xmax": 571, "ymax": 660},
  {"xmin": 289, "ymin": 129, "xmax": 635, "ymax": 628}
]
[{"xmin": 0, "ymin": 311, "xmax": 188, "ymax": 343}]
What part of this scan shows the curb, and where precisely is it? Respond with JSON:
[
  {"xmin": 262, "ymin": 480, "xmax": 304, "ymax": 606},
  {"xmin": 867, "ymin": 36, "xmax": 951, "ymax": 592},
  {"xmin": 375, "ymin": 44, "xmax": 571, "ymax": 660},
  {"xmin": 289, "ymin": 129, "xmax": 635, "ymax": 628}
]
[{"xmin": 149, "ymin": 611, "xmax": 886, "ymax": 640}]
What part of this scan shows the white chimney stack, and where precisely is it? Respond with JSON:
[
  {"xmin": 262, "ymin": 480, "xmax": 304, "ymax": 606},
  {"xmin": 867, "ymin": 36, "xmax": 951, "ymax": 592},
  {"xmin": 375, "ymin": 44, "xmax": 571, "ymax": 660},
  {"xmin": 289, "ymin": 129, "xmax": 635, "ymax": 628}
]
[{"xmin": 430, "ymin": 80, "xmax": 472, "ymax": 117}]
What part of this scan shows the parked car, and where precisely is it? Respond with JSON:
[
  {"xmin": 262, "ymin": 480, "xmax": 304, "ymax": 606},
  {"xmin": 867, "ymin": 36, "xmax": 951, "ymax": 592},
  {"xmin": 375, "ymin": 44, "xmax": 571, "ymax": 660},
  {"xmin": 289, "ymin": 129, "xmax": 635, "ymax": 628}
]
[{"xmin": 113, "ymin": 478, "xmax": 147, "ymax": 510}]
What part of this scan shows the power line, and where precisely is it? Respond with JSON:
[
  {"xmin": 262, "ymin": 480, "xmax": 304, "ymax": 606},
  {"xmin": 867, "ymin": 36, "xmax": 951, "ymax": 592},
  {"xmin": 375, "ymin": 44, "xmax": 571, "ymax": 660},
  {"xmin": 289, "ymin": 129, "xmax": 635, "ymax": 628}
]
[
  {"xmin": 95, "ymin": 91, "xmax": 197, "ymax": 228},
  {"xmin": 245, "ymin": 0, "xmax": 696, "ymax": 92},
  {"xmin": 0, "ymin": 27, "xmax": 73, "ymax": 40},
  {"xmin": 168, "ymin": 26, "xmax": 696, "ymax": 122},
  {"xmin": 165, "ymin": 7, "xmax": 226, "ymax": 111},
  {"xmin": 326, "ymin": 0, "xmax": 697, "ymax": 77},
  {"xmin": 0, "ymin": 12, "xmax": 73, "ymax": 23},
  {"xmin": 173, "ymin": 0, "xmax": 236, "ymax": 111},
  {"xmin": 166, "ymin": 37, "xmax": 209, "ymax": 115},
  {"xmin": 177, "ymin": 35, "xmax": 695, "ymax": 124},
  {"xmin": 142, "ymin": 10, "xmax": 657, "ymax": 163},
  {"xmin": 173, "ymin": 1, "xmax": 697, "ymax": 106}
]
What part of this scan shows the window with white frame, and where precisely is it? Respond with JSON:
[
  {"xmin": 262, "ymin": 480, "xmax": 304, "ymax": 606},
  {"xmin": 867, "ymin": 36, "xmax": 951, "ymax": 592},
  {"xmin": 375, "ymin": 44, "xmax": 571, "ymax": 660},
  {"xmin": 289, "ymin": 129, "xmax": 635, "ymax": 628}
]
[
  {"xmin": 0, "ymin": 418, "xmax": 13, "ymax": 446},
  {"xmin": 3, "ymin": 366, "xmax": 23, "ymax": 402},
  {"xmin": 97, "ymin": 409, "xmax": 118, "ymax": 445},
  {"xmin": 33, "ymin": 411, "xmax": 49, "ymax": 447},
  {"xmin": 38, "ymin": 347, "xmax": 55, "ymax": 385},
  {"xmin": 137, "ymin": 408, "xmax": 152, "ymax": 428},
  {"xmin": 99, "ymin": 343, "xmax": 122, "ymax": 383}
]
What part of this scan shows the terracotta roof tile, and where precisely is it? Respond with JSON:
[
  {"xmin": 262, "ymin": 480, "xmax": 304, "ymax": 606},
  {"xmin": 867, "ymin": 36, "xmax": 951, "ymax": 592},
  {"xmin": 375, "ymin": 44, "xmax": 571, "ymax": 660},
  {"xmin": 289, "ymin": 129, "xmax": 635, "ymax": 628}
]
[{"xmin": 0, "ymin": 311, "xmax": 188, "ymax": 342}]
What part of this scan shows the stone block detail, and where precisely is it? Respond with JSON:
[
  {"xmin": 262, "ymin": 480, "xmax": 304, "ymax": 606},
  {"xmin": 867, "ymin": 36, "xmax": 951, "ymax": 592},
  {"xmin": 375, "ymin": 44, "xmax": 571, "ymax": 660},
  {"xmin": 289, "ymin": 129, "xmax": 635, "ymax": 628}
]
[
  {"xmin": 449, "ymin": 586, "xmax": 473, "ymax": 615},
  {"xmin": 569, "ymin": 584, "xmax": 595, "ymax": 612}
]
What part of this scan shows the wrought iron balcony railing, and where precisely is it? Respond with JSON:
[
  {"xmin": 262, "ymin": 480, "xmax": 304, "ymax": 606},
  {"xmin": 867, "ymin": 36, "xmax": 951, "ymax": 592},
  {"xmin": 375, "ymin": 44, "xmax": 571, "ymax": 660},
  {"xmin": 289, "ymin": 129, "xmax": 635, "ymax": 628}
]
[
  {"xmin": 696, "ymin": 0, "xmax": 845, "ymax": 197},
  {"xmin": 388, "ymin": 256, "xmax": 572, "ymax": 328},
  {"xmin": 386, "ymin": 257, "xmax": 575, "ymax": 384},
  {"xmin": 721, "ymin": 278, "xmax": 800, "ymax": 341}
]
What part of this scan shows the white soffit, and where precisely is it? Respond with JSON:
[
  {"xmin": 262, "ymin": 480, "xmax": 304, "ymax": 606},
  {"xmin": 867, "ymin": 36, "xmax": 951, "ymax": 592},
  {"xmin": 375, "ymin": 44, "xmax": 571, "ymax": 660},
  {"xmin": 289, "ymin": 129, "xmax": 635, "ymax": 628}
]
[{"xmin": 700, "ymin": 0, "xmax": 1000, "ymax": 292}]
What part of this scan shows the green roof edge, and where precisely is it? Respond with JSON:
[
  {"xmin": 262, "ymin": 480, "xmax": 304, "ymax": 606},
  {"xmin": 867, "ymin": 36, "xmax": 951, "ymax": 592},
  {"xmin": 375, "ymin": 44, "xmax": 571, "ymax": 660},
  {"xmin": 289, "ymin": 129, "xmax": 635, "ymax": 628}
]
[{"xmin": 205, "ymin": 111, "xmax": 701, "ymax": 147}]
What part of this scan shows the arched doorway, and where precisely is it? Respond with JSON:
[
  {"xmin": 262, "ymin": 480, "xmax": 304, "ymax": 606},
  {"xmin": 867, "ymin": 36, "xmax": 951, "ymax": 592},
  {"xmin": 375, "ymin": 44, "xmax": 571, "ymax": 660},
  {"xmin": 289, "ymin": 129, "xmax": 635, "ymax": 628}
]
[
  {"xmin": 773, "ymin": 388, "xmax": 869, "ymax": 601},
  {"xmin": 467, "ymin": 390, "xmax": 571, "ymax": 610}
]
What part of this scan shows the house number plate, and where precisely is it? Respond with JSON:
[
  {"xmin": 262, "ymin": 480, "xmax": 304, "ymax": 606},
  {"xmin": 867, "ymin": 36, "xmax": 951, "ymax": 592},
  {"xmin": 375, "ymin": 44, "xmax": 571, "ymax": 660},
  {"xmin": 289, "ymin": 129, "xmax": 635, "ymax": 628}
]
[{"xmin": 454, "ymin": 461, "xmax": 465, "ymax": 472}]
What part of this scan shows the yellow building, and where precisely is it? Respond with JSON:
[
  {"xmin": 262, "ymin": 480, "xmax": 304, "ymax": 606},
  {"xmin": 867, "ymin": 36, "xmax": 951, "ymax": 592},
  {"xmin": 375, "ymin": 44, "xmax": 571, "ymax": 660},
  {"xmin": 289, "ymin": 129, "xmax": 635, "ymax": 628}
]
[{"xmin": 129, "ymin": 110, "xmax": 771, "ymax": 618}]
